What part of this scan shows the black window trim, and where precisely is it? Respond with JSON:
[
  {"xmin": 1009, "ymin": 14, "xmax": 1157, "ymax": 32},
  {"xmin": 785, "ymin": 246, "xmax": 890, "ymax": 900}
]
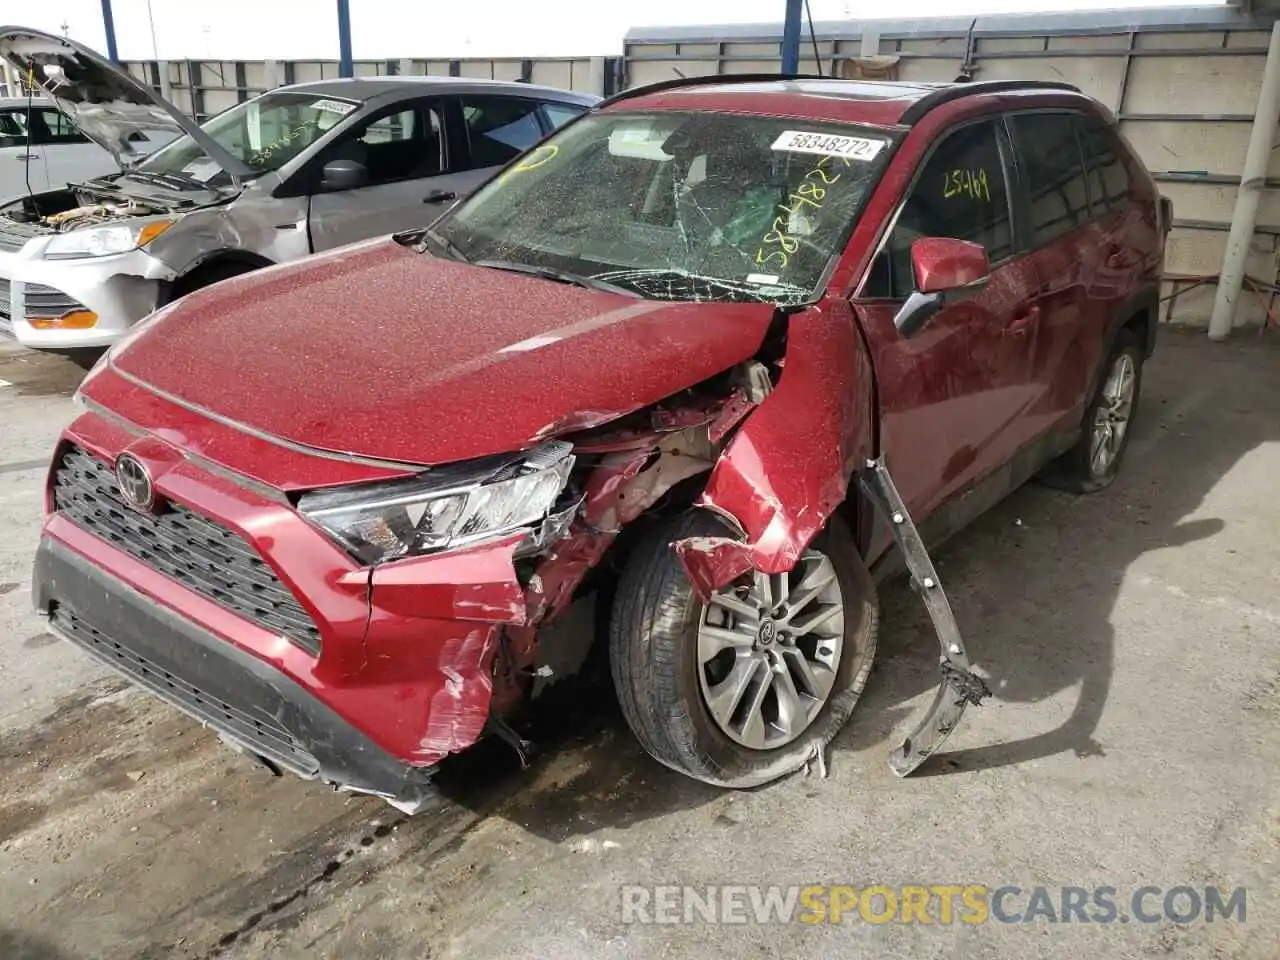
[{"xmin": 853, "ymin": 113, "xmax": 1021, "ymax": 303}]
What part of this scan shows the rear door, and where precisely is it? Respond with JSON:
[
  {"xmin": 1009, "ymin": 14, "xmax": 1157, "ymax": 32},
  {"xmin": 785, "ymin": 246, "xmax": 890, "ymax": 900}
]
[
  {"xmin": 854, "ymin": 117, "xmax": 1042, "ymax": 519},
  {"xmin": 0, "ymin": 106, "xmax": 46, "ymax": 197},
  {"xmin": 458, "ymin": 94, "xmax": 559, "ymax": 188},
  {"xmin": 308, "ymin": 97, "xmax": 472, "ymax": 252}
]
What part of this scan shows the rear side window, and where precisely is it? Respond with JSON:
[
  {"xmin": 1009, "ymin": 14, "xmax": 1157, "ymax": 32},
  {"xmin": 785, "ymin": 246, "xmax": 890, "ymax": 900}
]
[
  {"xmin": 1075, "ymin": 114, "xmax": 1131, "ymax": 214},
  {"xmin": 462, "ymin": 96, "xmax": 544, "ymax": 168},
  {"xmin": 866, "ymin": 119, "xmax": 1013, "ymax": 299},
  {"xmin": 1008, "ymin": 112, "xmax": 1091, "ymax": 247}
]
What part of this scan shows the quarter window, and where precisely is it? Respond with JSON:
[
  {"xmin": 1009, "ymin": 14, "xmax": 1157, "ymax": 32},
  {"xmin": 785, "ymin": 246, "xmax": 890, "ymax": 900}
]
[
  {"xmin": 1008, "ymin": 112, "xmax": 1091, "ymax": 246},
  {"xmin": 1075, "ymin": 114, "xmax": 1131, "ymax": 214},
  {"xmin": 541, "ymin": 102, "xmax": 587, "ymax": 131},
  {"xmin": 866, "ymin": 119, "xmax": 1013, "ymax": 299}
]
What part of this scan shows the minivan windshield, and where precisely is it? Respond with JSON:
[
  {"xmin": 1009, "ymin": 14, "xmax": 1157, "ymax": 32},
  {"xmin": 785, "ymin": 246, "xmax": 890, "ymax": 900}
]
[
  {"xmin": 133, "ymin": 91, "xmax": 360, "ymax": 187},
  {"xmin": 430, "ymin": 110, "xmax": 894, "ymax": 304}
]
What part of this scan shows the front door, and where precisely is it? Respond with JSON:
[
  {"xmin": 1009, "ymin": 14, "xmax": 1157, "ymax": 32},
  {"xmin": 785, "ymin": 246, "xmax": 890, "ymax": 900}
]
[
  {"xmin": 853, "ymin": 117, "xmax": 1041, "ymax": 521},
  {"xmin": 307, "ymin": 97, "xmax": 476, "ymax": 253}
]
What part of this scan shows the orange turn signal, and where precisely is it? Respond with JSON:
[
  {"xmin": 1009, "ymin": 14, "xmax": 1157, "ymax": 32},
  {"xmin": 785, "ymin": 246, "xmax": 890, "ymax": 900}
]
[{"xmin": 29, "ymin": 310, "xmax": 99, "ymax": 330}]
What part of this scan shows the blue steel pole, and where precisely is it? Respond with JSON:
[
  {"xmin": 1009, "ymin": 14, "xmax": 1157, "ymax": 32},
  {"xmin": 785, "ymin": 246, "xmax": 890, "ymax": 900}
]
[
  {"xmin": 100, "ymin": 0, "xmax": 120, "ymax": 62},
  {"xmin": 337, "ymin": 0, "xmax": 354, "ymax": 78},
  {"xmin": 781, "ymin": 0, "xmax": 803, "ymax": 74}
]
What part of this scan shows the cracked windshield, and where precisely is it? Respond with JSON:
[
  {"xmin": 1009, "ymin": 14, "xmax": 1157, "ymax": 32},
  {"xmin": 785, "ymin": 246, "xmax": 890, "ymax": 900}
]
[
  {"xmin": 134, "ymin": 91, "xmax": 357, "ymax": 185},
  {"xmin": 432, "ymin": 111, "xmax": 892, "ymax": 304}
]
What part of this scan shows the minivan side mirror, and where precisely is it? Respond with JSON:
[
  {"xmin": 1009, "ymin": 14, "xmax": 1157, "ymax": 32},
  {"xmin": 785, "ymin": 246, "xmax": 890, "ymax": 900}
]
[
  {"xmin": 892, "ymin": 237, "xmax": 991, "ymax": 338},
  {"xmin": 321, "ymin": 158, "xmax": 369, "ymax": 191}
]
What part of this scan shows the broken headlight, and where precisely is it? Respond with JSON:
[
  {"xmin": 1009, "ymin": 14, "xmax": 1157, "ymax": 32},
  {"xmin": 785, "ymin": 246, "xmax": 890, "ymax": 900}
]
[{"xmin": 298, "ymin": 442, "xmax": 577, "ymax": 565}]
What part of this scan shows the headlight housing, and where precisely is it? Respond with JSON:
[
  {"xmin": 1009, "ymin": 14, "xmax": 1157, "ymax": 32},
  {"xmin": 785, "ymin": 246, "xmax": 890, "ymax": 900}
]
[
  {"xmin": 298, "ymin": 442, "xmax": 578, "ymax": 565},
  {"xmin": 44, "ymin": 218, "xmax": 176, "ymax": 260}
]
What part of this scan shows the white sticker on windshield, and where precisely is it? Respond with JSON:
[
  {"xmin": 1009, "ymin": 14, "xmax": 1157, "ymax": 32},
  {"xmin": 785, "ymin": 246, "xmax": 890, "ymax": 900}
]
[
  {"xmin": 746, "ymin": 273, "xmax": 780, "ymax": 285},
  {"xmin": 181, "ymin": 159, "xmax": 221, "ymax": 181},
  {"xmin": 313, "ymin": 98, "xmax": 358, "ymax": 116},
  {"xmin": 771, "ymin": 130, "xmax": 885, "ymax": 161}
]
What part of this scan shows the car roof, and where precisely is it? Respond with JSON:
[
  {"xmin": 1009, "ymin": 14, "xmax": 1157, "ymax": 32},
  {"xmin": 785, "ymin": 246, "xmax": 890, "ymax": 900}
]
[
  {"xmin": 280, "ymin": 76, "xmax": 600, "ymax": 106},
  {"xmin": 0, "ymin": 96, "xmax": 55, "ymax": 109},
  {"xmin": 601, "ymin": 76, "xmax": 1087, "ymax": 129}
]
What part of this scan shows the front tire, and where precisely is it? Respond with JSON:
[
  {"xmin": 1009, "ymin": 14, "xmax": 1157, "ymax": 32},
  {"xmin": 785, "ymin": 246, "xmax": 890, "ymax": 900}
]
[{"xmin": 609, "ymin": 509, "xmax": 878, "ymax": 788}]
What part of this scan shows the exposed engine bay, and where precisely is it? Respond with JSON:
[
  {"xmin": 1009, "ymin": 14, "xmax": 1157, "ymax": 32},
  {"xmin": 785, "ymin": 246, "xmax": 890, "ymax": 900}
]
[{"xmin": 0, "ymin": 182, "xmax": 177, "ymax": 233}]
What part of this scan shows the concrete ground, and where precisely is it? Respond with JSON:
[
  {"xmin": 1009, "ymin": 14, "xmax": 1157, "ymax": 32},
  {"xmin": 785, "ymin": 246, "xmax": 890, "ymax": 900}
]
[{"xmin": 0, "ymin": 329, "xmax": 1277, "ymax": 960}]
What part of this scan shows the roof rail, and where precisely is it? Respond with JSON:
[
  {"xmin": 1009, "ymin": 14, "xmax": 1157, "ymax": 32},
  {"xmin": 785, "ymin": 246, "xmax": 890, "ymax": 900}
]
[
  {"xmin": 897, "ymin": 79, "xmax": 1083, "ymax": 125},
  {"xmin": 598, "ymin": 72, "xmax": 830, "ymax": 108}
]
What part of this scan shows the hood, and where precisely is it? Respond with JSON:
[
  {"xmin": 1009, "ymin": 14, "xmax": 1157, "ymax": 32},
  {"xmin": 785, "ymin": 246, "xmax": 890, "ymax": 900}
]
[
  {"xmin": 0, "ymin": 26, "xmax": 251, "ymax": 179},
  {"xmin": 102, "ymin": 238, "xmax": 778, "ymax": 467}
]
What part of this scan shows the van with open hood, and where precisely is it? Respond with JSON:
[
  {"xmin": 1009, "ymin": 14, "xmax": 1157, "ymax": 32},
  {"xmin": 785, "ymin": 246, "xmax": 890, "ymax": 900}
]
[
  {"xmin": 33, "ymin": 73, "xmax": 1168, "ymax": 811},
  {"xmin": 0, "ymin": 26, "xmax": 596, "ymax": 354}
]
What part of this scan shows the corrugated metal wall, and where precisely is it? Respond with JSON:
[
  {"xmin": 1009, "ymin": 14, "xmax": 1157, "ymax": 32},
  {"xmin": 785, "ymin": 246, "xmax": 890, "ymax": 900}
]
[
  {"xmin": 112, "ymin": 8, "xmax": 1280, "ymax": 328},
  {"xmin": 624, "ymin": 10, "xmax": 1280, "ymax": 327}
]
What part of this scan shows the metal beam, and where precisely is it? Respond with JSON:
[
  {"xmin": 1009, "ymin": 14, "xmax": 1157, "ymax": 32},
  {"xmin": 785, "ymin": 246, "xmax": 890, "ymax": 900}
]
[
  {"xmin": 781, "ymin": 0, "xmax": 803, "ymax": 74},
  {"xmin": 336, "ymin": 0, "xmax": 353, "ymax": 79},
  {"xmin": 100, "ymin": 0, "xmax": 119, "ymax": 62}
]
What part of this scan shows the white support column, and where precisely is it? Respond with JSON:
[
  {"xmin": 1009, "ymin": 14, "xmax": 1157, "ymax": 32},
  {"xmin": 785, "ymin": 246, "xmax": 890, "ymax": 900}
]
[
  {"xmin": 589, "ymin": 56, "xmax": 607, "ymax": 97},
  {"xmin": 1208, "ymin": 20, "xmax": 1280, "ymax": 340},
  {"xmin": 399, "ymin": 58, "xmax": 415, "ymax": 77},
  {"xmin": 860, "ymin": 29, "xmax": 880, "ymax": 58},
  {"xmin": 263, "ymin": 58, "xmax": 280, "ymax": 89}
]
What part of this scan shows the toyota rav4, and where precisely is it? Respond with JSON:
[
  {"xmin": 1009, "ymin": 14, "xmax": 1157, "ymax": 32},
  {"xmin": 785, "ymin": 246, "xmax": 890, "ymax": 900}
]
[{"xmin": 34, "ymin": 75, "xmax": 1171, "ymax": 811}]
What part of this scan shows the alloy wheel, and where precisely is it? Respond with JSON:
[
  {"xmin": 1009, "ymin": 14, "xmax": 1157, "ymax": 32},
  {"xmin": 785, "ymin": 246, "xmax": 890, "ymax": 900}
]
[
  {"xmin": 1090, "ymin": 351, "xmax": 1136, "ymax": 477},
  {"xmin": 696, "ymin": 551, "xmax": 845, "ymax": 750}
]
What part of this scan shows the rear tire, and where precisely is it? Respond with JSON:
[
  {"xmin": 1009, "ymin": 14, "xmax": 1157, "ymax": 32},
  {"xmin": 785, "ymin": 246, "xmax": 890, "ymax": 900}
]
[
  {"xmin": 1040, "ymin": 328, "xmax": 1144, "ymax": 494},
  {"xmin": 608, "ymin": 509, "xmax": 878, "ymax": 788}
]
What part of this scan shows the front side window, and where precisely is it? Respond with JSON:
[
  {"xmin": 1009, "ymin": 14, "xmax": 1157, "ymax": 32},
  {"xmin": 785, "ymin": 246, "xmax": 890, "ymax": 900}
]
[
  {"xmin": 312, "ymin": 101, "xmax": 445, "ymax": 186},
  {"xmin": 1009, "ymin": 112, "xmax": 1092, "ymax": 247},
  {"xmin": 432, "ymin": 110, "xmax": 894, "ymax": 304},
  {"xmin": 462, "ymin": 96, "xmax": 545, "ymax": 168},
  {"xmin": 135, "ymin": 91, "xmax": 361, "ymax": 185},
  {"xmin": 865, "ymin": 119, "xmax": 1012, "ymax": 299},
  {"xmin": 32, "ymin": 109, "xmax": 89, "ymax": 145}
]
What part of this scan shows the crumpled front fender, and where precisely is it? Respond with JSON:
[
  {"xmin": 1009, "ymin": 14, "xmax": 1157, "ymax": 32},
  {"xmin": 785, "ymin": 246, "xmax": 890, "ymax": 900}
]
[{"xmin": 675, "ymin": 301, "xmax": 874, "ymax": 598}]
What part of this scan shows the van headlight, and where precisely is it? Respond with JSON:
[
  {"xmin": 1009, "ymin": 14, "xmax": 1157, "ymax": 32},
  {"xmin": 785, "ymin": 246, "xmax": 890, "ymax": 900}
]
[
  {"xmin": 44, "ymin": 218, "xmax": 176, "ymax": 259},
  {"xmin": 298, "ymin": 442, "xmax": 577, "ymax": 564}
]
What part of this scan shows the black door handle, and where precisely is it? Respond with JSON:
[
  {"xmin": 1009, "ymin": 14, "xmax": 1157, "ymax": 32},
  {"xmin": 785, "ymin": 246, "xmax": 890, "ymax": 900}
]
[{"xmin": 423, "ymin": 190, "xmax": 456, "ymax": 204}]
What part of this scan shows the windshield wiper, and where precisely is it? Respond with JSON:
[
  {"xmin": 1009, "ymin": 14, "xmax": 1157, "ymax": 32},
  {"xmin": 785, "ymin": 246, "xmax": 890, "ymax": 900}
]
[
  {"xmin": 123, "ymin": 170, "xmax": 216, "ymax": 193},
  {"xmin": 473, "ymin": 259, "xmax": 640, "ymax": 298},
  {"xmin": 420, "ymin": 227, "xmax": 470, "ymax": 263}
]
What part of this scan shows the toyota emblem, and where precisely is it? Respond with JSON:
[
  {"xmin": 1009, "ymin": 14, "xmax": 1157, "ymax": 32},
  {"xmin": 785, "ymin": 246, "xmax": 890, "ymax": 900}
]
[{"xmin": 115, "ymin": 454, "xmax": 155, "ymax": 512}]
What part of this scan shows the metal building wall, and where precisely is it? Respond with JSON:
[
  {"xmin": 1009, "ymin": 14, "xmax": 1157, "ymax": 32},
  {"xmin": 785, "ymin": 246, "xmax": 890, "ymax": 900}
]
[{"xmin": 626, "ymin": 8, "xmax": 1280, "ymax": 328}]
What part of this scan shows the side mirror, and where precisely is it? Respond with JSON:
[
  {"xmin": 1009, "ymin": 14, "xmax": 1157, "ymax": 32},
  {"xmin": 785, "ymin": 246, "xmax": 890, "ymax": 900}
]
[
  {"xmin": 892, "ymin": 237, "xmax": 991, "ymax": 338},
  {"xmin": 321, "ymin": 158, "xmax": 369, "ymax": 191}
]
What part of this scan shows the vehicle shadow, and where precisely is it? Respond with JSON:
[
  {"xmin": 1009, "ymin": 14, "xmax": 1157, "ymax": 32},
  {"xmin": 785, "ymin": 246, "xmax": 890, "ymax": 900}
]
[
  {"xmin": 425, "ymin": 329, "xmax": 1279, "ymax": 838},
  {"xmin": 838, "ymin": 327, "xmax": 1276, "ymax": 775},
  {"xmin": 0, "ymin": 927, "xmax": 87, "ymax": 960}
]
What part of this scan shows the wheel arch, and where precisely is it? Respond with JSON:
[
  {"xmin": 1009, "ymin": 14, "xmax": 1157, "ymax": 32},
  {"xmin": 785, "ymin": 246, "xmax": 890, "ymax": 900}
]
[{"xmin": 163, "ymin": 250, "xmax": 275, "ymax": 303}]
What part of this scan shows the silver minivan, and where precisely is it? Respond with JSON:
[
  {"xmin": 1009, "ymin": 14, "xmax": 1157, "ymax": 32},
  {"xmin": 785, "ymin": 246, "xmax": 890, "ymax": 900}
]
[{"xmin": 0, "ymin": 27, "xmax": 598, "ymax": 354}]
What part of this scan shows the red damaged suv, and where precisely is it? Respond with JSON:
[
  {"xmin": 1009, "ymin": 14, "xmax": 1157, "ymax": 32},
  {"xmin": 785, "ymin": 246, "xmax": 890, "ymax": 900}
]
[{"xmin": 35, "ymin": 76, "xmax": 1169, "ymax": 811}]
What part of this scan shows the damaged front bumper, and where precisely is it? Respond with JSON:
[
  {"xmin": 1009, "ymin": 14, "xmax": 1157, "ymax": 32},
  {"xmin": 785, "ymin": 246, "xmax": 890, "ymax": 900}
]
[
  {"xmin": 33, "ymin": 536, "xmax": 440, "ymax": 813},
  {"xmin": 0, "ymin": 243, "xmax": 171, "ymax": 348}
]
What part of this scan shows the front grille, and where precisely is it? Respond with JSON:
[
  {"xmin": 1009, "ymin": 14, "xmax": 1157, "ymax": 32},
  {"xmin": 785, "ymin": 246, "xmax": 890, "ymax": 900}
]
[
  {"xmin": 49, "ymin": 604, "xmax": 320, "ymax": 778},
  {"xmin": 53, "ymin": 446, "xmax": 323, "ymax": 655},
  {"xmin": 23, "ymin": 282, "xmax": 84, "ymax": 318}
]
